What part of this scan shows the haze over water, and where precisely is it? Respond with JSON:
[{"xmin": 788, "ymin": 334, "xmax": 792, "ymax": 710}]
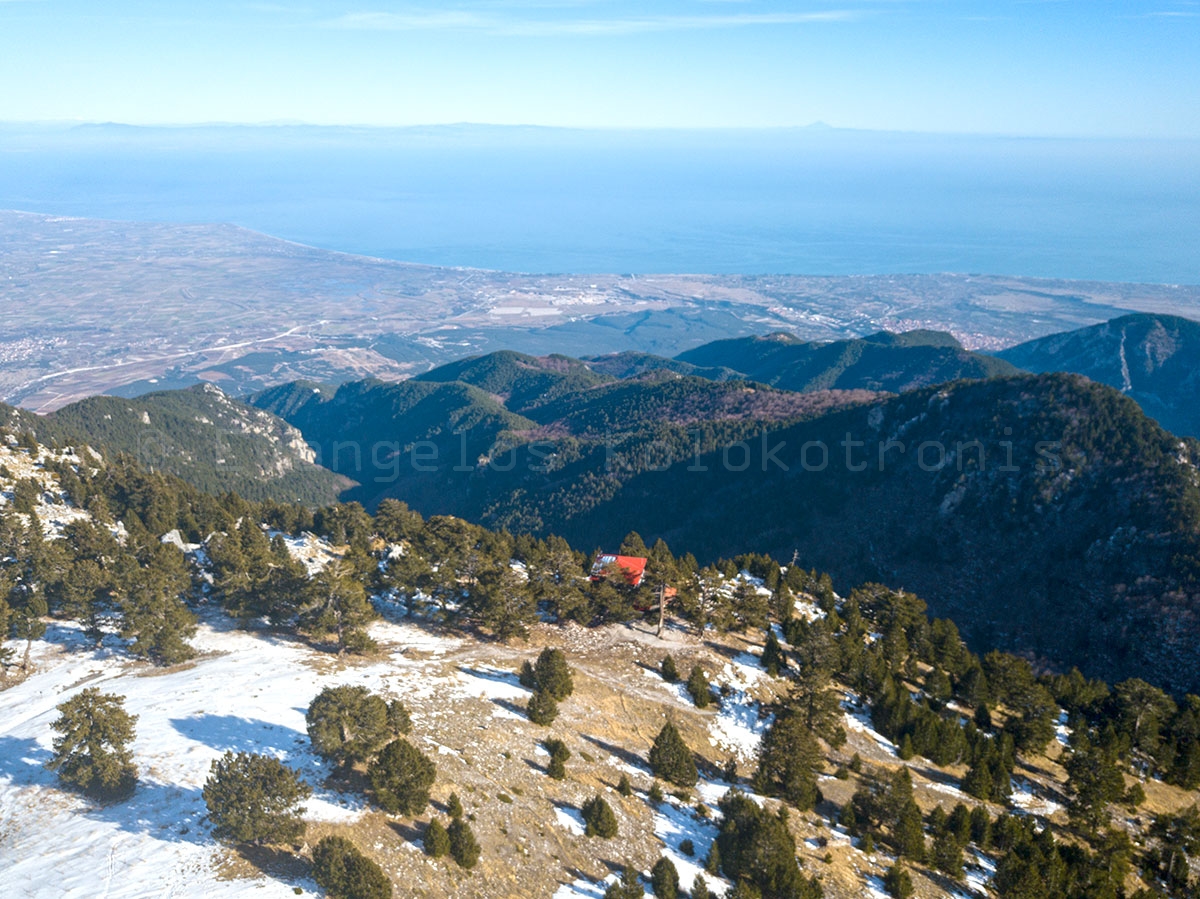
[{"xmin": 2, "ymin": 124, "xmax": 1198, "ymax": 284}]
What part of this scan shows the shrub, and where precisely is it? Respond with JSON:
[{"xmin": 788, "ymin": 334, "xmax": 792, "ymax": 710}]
[
  {"xmin": 544, "ymin": 738, "xmax": 570, "ymax": 780},
  {"xmin": 447, "ymin": 792, "xmax": 464, "ymax": 819},
  {"xmin": 203, "ymin": 751, "xmax": 311, "ymax": 845},
  {"xmin": 312, "ymin": 835, "xmax": 392, "ymax": 899},
  {"xmin": 617, "ymin": 773, "xmax": 633, "ymax": 796},
  {"xmin": 686, "ymin": 665, "xmax": 713, "ymax": 709}
]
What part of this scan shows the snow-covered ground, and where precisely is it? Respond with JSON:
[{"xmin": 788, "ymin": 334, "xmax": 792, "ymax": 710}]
[
  {"xmin": 0, "ymin": 611, "xmax": 464, "ymax": 898},
  {"xmin": 1009, "ymin": 777, "xmax": 1064, "ymax": 817},
  {"xmin": 841, "ymin": 692, "xmax": 898, "ymax": 755},
  {"xmin": 707, "ymin": 653, "xmax": 774, "ymax": 763}
]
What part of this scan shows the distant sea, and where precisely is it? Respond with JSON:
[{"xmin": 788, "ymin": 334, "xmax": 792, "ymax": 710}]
[{"xmin": 1, "ymin": 124, "xmax": 1198, "ymax": 283}]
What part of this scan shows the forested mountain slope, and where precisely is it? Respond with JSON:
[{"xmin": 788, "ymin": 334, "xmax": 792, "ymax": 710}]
[
  {"xmin": 44, "ymin": 384, "xmax": 349, "ymax": 505},
  {"xmin": 997, "ymin": 312, "xmax": 1200, "ymax": 438},
  {"xmin": 557, "ymin": 373, "xmax": 1200, "ymax": 693},
  {"xmin": 674, "ymin": 329, "xmax": 1021, "ymax": 393},
  {"xmin": 251, "ymin": 359, "xmax": 876, "ymax": 521}
]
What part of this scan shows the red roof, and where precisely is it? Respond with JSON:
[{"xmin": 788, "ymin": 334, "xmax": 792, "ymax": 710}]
[{"xmin": 591, "ymin": 553, "xmax": 647, "ymax": 587}]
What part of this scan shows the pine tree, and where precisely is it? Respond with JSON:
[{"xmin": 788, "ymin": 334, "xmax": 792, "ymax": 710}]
[
  {"xmin": 691, "ymin": 875, "xmax": 711, "ymax": 899},
  {"xmin": 519, "ymin": 659, "xmax": 537, "ymax": 688},
  {"xmin": 527, "ymin": 688, "xmax": 559, "ymax": 726},
  {"xmin": 617, "ymin": 773, "xmax": 633, "ymax": 796},
  {"xmin": 312, "ymin": 835, "xmax": 393, "ymax": 899},
  {"xmin": 895, "ymin": 799, "xmax": 926, "ymax": 862},
  {"xmin": 306, "ymin": 685, "xmax": 394, "ymax": 768},
  {"xmin": 649, "ymin": 722, "xmax": 698, "ymax": 787},
  {"xmin": 686, "ymin": 665, "xmax": 713, "ymax": 709},
  {"xmin": 424, "ymin": 818, "xmax": 451, "ymax": 857},
  {"xmin": 761, "ymin": 628, "xmax": 787, "ymax": 677},
  {"xmin": 203, "ymin": 751, "xmax": 311, "ymax": 844},
  {"xmin": 299, "ymin": 561, "xmax": 376, "ymax": 652},
  {"xmin": 46, "ymin": 687, "xmax": 138, "ymax": 802},
  {"xmin": 466, "ymin": 562, "xmax": 536, "ymax": 639},
  {"xmin": 931, "ymin": 829, "xmax": 963, "ymax": 878},
  {"xmin": 883, "ymin": 863, "xmax": 914, "ymax": 899},
  {"xmin": 650, "ymin": 857, "xmax": 680, "ymax": 899},
  {"xmin": 603, "ymin": 866, "xmax": 643, "ymax": 899},
  {"xmin": 582, "ymin": 794, "xmax": 619, "ymax": 838},
  {"xmin": 1065, "ymin": 742, "xmax": 1127, "ymax": 833},
  {"xmin": 753, "ymin": 709, "xmax": 823, "ymax": 810},
  {"xmin": 387, "ymin": 699, "xmax": 412, "ymax": 735},
  {"xmin": 446, "ymin": 792, "xmax": 464, "ymax": 819},
  {"xmin": 367, "ymin": 739, "xmax": 436, "ymax": 816},
  {"xmin": 119, "ymin": 544, "xmax": 196, "ymax": 665},
  {"xmin": 544, "ymin": 738, "xmax": 570, "ymax": 779},
  {"xmin": 704, "ymin": 839, "xmax": 721, "ymax": 875},
  {"xmin": 660, "ymin": 653, "xmax": 680, "ymax": 682},
  {"xmin": 533, "ymin": 647, "xmax": 574, "ymax": 700},
  {"xmin": 969, "ymin": 805, "xmax": 992, "ymax": 848},
  {"xmin": 448, "ymin": 816, "xmax": 481, "ymax": 869}
]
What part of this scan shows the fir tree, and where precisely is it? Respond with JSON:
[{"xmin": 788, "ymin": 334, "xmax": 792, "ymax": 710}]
[
  {"xmin": 119, "ymin": 544, "xmax": 196, "ymax": 665},
  {"xmin": 895, "ymin": 799, "xmax": 926, "ymax": 862},
  {"xmin": 969, "ymin": 805, "xmax": 992, "ymax": 849},
  {"xmin": 603, "ymin": 866, "xmax": 643, "ymax": 899},
  {"xmin": 691, "ymin": 875, "xmax": 712, "ymax": 899},
  {"xmin": 582, "ymin": 794, "xmax": 619, "ymax": 838},
  {"xmin": 312, "ymin": 835, "xmax": 393, "ymax": 899},
  {"xmin": 882, "ymin": 864, "xmax": 913, "ymax": 899},
  {"xmin": 686, "ymin": 665, "xmax": 713, "ymax": 709},
  {"xmin": 931, "ymin": 829, "xmax": 964, "ymax": 879},
  {"xmin": 448, "ymin": 816, "xmax": 481, "ymax": 869},
  {"xmin": 544, "ymin": 738, "xmax": 570, "ymax": 780},
  {"xmin": 519, "ymin": 659, "xmax": 537, "ymax": 688},
  {"xmin": 650, "ymin": 857, "xmax": 681, "ymax": 899},
  {"xmin": 660, "ymin": 653, "xmax": 680, "ymax": 682},
  {"xmin": 424, "ymin": 819, "xmax": 451, "ymax": 857},
  {"xmin": 1065, "ymin": 741, "xmax": 1126, "ymax": 833},
  {"xmin": 46, "ymin": 687, "xmax": 138, "ymax": 802},
  {"xmin": 527, "ymin": 688, "xmax": 559, "ymax": 726},
  {"xmin": 649, "ymin": 722, "xmax": 698, "ymax": 787},
  {"xmin": 367, "ymin": 739, "xmax": 436, "ymax": 816},
  {"xmin": 761, "ymin": 628, "xmax": 787, "ymax": 677},
  {"xmin": 753, "ymin": 709, "xmax": 823, "ymax": 810},
  {"xmin": 446, "ymin": 792, "xmax": 464, "ymax": 819},
  {"xmin": 533, "ymin": 647, "xmax": 574, "ymax": 700},
  {"xmin": 299, "ymin": 561, "xmax": 376, "ymax": 652},
  {"xmin": 705, "ymin": 839, "xmax": 722, "ymax": 875},
  {"xmin": 387, "ymin": 699, "xmax": 412, "ymax": 735},
  {"xmin": 617, "ymin": 773, "xmax": 633, "ymax": 796},
  {"xmin": 306, "ymin": 685, "xmax": 394, "ymax": 768},
  {"xmin": 203, "ymin": 751, "xmax": 311, "ymax": 844}
]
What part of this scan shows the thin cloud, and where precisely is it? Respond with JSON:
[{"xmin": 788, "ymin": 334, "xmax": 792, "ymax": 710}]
[{"xmin": 325, "ymin": 8, "xmax": 861, "ymax": 36}]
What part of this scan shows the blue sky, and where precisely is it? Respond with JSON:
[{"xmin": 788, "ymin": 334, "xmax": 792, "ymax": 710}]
[{"xmin": 1, "ymin": 1, "xmax": 1198, "ymax": 136}]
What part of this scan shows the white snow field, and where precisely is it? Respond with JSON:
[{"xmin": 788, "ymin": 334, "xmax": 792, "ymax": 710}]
[{"xmin": 0, "ymin": 613, "xmax": 464, "ymax": 898}]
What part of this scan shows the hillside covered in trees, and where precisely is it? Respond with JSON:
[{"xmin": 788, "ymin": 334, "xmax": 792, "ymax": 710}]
[
  {"xmin": 1, "ymin": 424, "xmax": 1199, "ymax": 898},
  {"xmin": 247, "ymin": 347, "xmax": 1200, "ymax": 694}
]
